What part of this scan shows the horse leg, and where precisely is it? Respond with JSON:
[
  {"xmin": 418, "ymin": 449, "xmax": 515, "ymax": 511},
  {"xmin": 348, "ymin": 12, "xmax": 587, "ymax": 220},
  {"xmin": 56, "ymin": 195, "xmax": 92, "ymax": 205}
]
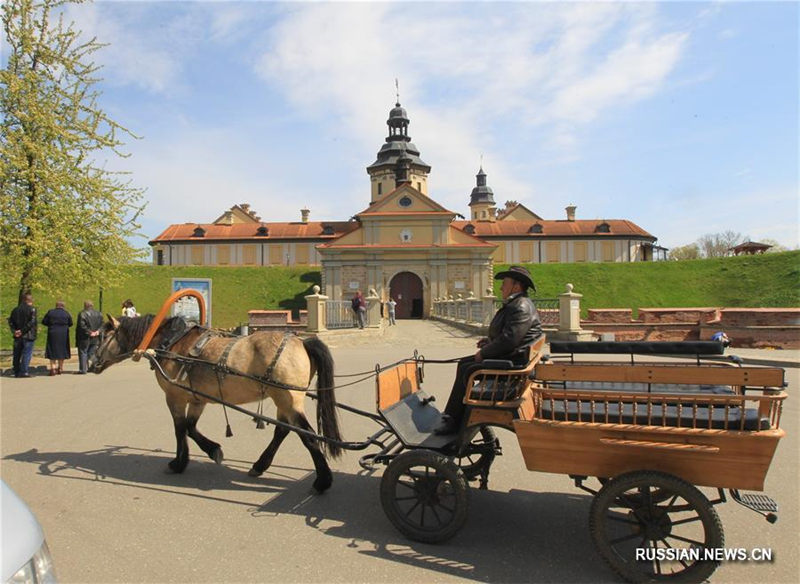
[
  {"xmin": 248, "ymin": 416, "xmax": 291, "ymax": 477},
  {"xmin": 294, "ymin": 414, "xmax": 333, "ymax": 494},
  {"xmin": 166, "ymin": 398, "xmax": 190, "ymax": 473},
  {"xmin": 186, "ymin": 403, "xmax": 223, "ymax": 464}
]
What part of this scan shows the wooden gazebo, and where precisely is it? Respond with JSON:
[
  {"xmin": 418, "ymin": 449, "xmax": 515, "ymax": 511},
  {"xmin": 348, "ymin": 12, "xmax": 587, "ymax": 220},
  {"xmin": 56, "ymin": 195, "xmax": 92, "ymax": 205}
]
[{"xmin": 730, "ymin": 241, "xmax": 772, "ymax": 255}]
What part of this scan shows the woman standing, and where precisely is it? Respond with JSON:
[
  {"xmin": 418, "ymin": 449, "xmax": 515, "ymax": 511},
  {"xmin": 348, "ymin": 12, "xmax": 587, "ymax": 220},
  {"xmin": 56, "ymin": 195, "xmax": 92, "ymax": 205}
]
[{"xmin": 42, "ymin": 300, "xmax": 73, "ymax": 375}]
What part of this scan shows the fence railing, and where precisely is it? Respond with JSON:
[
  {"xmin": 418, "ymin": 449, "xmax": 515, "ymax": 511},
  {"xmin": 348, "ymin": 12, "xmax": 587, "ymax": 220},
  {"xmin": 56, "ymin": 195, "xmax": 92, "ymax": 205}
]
[
  {"xmin": 325, "ymin": 300, "xmax": 372, "ymax": 329},
  {"xmin": 435, "ymin": 297, "xmax": 558, "ymax": 329}
]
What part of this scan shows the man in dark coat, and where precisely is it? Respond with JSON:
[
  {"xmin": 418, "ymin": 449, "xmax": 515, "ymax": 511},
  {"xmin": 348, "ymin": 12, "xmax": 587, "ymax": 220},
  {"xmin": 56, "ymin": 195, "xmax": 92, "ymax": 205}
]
[
  {"xmin": 436, "ymin": 266, "xmax": 543, "ymax": 434},
  {"xmin": 76, "ymin": 300, "xmax": 104, "ymax": 374},
  {"xmin": 8, "ymin": 293, "xmax": 37, "ymax": 378}
]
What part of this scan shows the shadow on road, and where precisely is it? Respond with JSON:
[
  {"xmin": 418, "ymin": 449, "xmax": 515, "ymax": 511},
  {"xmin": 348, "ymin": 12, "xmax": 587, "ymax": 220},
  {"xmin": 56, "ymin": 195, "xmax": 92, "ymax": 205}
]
[
  {"xmin": 255, "ymin": 470, "xmax": 617, "ymax": 583},
  {"xmin": 3, "ymin": 445, "xmax": 320, "ymax": 507}
]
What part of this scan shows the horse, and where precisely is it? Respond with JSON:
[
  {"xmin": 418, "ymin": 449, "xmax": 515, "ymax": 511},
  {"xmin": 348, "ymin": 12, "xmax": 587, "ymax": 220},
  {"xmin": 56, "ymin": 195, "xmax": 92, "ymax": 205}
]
[{"xmin": 91, "ymin": 314, "xmax": 342, "ymax": 493}]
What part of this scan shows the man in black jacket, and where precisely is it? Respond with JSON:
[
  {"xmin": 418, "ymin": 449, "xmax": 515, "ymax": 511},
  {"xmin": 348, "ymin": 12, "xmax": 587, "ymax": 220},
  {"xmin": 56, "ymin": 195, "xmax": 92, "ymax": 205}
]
[
  {"xmin": 76, "ymin": 300, "xmax": 104, "ymax": 374},
  {"xmin": 8, "ymin": 293, "xmax": 37, "ymax": 378},
  {"xmin": 436, "ymin": 266, "xmax": 543, "ymax": 434}
]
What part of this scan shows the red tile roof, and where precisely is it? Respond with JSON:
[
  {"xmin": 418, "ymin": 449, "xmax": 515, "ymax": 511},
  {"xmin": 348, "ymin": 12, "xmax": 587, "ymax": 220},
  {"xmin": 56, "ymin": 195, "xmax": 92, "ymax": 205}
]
[
  {"xmin": 451, "ymin": 219, "xmax": 655, "ymax": 239},
  {"xmin": 149, "ymin": 221, "xmax": 358, "ymax": 244}
]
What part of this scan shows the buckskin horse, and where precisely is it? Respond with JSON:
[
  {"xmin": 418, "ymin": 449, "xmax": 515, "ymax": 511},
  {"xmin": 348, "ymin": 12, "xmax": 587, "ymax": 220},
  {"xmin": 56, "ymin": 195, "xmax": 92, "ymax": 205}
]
[{"xmin": 91, "ymin": 314, "xmax": 342, "ymax": 493}]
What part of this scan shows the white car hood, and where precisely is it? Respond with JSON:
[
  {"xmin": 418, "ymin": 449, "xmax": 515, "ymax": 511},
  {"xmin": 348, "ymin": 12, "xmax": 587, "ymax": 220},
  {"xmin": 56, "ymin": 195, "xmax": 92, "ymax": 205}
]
[{"xmin": 1, "ymin": 480, "xmax": 45, "ymax": 581}]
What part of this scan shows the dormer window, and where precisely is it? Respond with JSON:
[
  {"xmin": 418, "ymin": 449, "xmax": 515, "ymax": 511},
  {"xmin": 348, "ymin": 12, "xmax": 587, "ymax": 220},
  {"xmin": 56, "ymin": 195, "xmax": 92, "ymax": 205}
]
[
  {"xmin": 529, "ymin": 223, "xmax": 543, "ymax": 234},
  {"xmin": 464, "ymin": 224, "xmax": 476, "ymax": 235},
  {"xmin": 321, "ymin": 224, "xmax": 335, "ymax": 235},
  {"xmin": 192, "ymin": 226, "xmax": 206, "ymax": 237},
  {"xmin": 596, "ymin": 222, "xmax": 611, "ymax": 233},
  {"xmin": 256, "ymin": 226, "xmax": 269, "ymax": 236}
]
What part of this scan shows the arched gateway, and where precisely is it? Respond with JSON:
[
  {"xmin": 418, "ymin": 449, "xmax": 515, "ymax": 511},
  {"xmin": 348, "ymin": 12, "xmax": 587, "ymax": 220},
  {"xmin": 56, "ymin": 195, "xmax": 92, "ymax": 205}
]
[{"xmin": 389, "ymin": 272, "xmax": 424, "ymax": 319}]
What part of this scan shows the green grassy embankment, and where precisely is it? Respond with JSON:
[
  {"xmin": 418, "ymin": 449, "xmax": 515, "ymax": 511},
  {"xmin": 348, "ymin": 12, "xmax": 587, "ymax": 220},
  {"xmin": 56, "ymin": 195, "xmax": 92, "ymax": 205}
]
[
  {"xmin": 2, "ymin": 251, "xmax": 797, "ymax": 351},
  {"xmin": 496, "ymin": 251, "xmax": 800, "ymax": 313}
]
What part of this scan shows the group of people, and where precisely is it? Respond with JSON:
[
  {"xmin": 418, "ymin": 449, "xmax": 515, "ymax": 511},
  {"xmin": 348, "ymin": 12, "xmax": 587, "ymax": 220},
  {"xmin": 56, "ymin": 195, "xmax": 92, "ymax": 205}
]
[
  {"xmin": 350, "ymin": 291, "xmax": 398, "ymax": 328},
  {"xmin": 7, "ymin": 296, "xmax": 138, "ymax": 377}
]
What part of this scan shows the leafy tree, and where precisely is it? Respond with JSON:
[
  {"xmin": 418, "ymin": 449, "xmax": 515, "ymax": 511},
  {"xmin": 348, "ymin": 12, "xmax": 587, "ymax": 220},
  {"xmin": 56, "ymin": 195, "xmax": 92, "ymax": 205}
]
[
  {"xmin": 1, "ymin": 0, "xmax": 145, "ymax": 302},
  {"xmin": 759, "ymin": 238, "xmax": 790, "ymax": 253},
  {"xmin": 668, "ymin": 243, "xmax": 700, "ymax": 261}
]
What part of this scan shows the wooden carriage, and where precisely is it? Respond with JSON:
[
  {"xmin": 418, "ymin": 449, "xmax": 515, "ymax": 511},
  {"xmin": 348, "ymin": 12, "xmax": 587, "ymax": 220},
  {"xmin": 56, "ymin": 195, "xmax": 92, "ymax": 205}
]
[{"xmin": 375, "ymin": 339, "xmax": 788, "ymax": 583}]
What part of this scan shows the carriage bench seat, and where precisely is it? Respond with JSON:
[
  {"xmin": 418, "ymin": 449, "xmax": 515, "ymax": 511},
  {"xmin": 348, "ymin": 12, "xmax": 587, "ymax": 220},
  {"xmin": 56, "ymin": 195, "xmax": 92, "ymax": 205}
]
[
  {"xmin": 543, "ymin": 380, "xmax": 736, "ymax": 395},
  {"xmin": 538, "ymin": 398, "xmax": 770, "ymax": 431},
  {"xmin": 466, "ymin": 337, "xmax": 546, "ymax": 406},
  {"xmin": 549, "ymin": 341, "xmax": 726, "ymax": 356}
]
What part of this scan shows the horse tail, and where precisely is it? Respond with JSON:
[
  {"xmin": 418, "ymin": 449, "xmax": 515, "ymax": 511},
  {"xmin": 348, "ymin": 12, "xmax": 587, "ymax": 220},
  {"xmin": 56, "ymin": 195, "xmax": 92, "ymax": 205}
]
[{"xmin": 303, "ymin": 337, "xmax": 342, "ymax": 459}]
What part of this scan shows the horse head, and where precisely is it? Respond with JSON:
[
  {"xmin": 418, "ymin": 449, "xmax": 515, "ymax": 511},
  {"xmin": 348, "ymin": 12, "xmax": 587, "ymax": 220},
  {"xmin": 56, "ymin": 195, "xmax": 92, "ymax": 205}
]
[{"xmin": 91, "ymin": 314, "xmax": 154, "ymax": 373}]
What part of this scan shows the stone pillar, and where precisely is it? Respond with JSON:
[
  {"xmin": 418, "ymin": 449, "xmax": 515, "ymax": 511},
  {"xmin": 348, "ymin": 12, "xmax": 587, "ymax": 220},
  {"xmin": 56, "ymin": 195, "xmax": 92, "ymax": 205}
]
[
  {"xmin": 553, "ymin": 283, "xmax": 594, "ymax": 341},
  {"xmin": 366, "ymin": 287, "xmax": 381, "ymax": 328},
  {"xmin": 482, "ymin": 288, "xmax": 497, "ymax": 326},
  {"xmin": 305, "ymin": 285, "xmax": 328, "ymax": 333}
]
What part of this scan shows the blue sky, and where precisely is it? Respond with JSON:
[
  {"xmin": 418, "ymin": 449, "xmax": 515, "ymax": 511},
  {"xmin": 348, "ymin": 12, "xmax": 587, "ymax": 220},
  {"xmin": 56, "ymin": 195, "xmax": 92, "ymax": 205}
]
[{"xmin": 50, "ymin": 0, "xmax": 799, "ymax": 250}]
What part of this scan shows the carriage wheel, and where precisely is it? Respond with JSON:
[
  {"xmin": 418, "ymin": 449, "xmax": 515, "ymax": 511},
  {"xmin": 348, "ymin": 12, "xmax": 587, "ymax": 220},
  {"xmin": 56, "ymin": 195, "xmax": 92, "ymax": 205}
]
[
  {"xmin": 456, "ymin": 425, "xmax": 497, "ymax": 483},
  {"xmin": 380, "ymin": 449, "xmax": 469, "ymax": 543},
  {"xmin": 589, "ymin": 471, "xmax": 724, "ymax": 583}
]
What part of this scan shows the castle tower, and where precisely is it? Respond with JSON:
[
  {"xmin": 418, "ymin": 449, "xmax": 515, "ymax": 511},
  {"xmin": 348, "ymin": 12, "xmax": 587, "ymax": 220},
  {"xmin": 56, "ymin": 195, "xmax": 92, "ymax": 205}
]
[
  {"xmin": 468, "ymin": 166, "xmax": 497, "ymax": 221},
  {"xmin": 366, "ymin": 100, "xmax": 431, "ymax": 202}
]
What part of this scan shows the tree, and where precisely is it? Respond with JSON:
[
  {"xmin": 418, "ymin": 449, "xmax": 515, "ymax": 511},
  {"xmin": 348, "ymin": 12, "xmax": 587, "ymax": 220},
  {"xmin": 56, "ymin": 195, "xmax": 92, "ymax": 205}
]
[
  {"xmin": 696, "ymin": 230, "xmax": 747, "ymax": 258},
  {"xmin": 1, "ymin": 0, "xmax": 146, "ymax": 301},
  {"xmin": 668, "ymin": 243, "xmax": 700, "ymax": 261}
]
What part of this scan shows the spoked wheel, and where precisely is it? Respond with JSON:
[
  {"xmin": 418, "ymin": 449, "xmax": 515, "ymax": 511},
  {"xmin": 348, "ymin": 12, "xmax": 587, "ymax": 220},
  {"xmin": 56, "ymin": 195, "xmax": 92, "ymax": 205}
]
[
  {"xmin": 456, "ymin": 425, "xmax": 498, "ymax": 483},
  {"xmin": 380, "ymin": 449, "xmax": 469, "ymax": 543},
  {"xmin": 590, "ymin": 471, "xmax": 724, "ymax": 583}
]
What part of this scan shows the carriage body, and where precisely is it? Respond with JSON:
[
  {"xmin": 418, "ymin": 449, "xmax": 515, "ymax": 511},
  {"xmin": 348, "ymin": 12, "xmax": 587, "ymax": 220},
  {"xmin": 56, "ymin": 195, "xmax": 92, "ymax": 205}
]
[{"xmin": 376, "ymin": 340, "xmax": 788, "ymax": 582}]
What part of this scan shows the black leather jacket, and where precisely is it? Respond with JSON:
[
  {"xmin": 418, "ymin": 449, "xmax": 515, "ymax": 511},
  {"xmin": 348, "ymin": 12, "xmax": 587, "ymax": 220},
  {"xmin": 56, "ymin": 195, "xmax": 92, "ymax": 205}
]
[
  {"xmin": 479, "ymin": 293, "xmax": 543, "ymax": 361},
  {"xmin": 8, "ymin": 303, "xmax": 37, "ymax": 341}
]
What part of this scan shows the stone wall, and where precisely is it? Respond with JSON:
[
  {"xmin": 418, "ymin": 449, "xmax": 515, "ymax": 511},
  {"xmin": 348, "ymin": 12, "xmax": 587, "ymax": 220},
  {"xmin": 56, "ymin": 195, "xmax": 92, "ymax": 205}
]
[{"xmin": 582, "ymin": 307, "xmax": 799, "ymax": 349}]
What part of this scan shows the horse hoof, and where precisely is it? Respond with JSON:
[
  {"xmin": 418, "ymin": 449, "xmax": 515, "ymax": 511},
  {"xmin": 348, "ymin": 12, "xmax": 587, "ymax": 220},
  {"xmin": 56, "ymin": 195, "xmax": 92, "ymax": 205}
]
[
  {"xmin": 248, "ymin": 467, "xmax": 263, "ymax": 477},
  {"xmin": 211, "ymin": 448, "xmax": 224, "ymax": 464},
  {"xmin": 312, "ymin": 475, "xmax": 333, "ymax": 493},
  {"xmin": 167, "ymin": 459, "xmax": 187, "ymax": 474}
]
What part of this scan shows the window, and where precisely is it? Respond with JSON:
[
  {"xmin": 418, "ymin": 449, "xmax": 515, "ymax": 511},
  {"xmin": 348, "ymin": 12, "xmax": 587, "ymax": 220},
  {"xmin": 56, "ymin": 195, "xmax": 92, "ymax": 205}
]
[
  {"xmin": 596, "ymin": 222, "xmax": 611, "ymax": 233},
  {"xmin": 156, "ymin": 249, "xmax": 164, "ymax": 265},
  {"xmin": 574, "ymin": 242, "xmax": 588, "ymax": 262},
  {"xmin": 192, "ymin": 226, "xmax": 206, "ymax": 237},
  {"xmin": 295, "ymin": 244, "xmax": 309, "ymax": 264},
  {"xmin": 321, "ymin": 224, "xmax": 335, "ymax": 235},
  {"xmin": 519, "ymin": 241, "xmax": 534, "ymax": 262},
  {"xmin": 398, "ymin": 195, "xmax": 412, "ymax": 208},
  {"xmin": 269, "ymin": 244, "xmax": 283, "ymax": 265},
  {"xmin": 377, "ymin": 182, "xmax": 382, "ymax": 196},
  {"xmin": 546, "ymin": 242, "xmax": 560, "ymax": 263},
  {"xmin": 256, "ymin": 226, "xmax": 269, "ymax": 236},
  {"xmin": 191, "ymin": 246, "xmax": 204, "ymax": 265},
  {"xmin": 602, "ymin": 242, "xmax": 615, "ymax": 262},
  {"xmin": 529, "ymin": 223, "xmax": 543, "ymax": 234},
  {"xmin": 242, "ymin": 245, "xmax": 257, "ymax": 265},
  {"xmin": 464, "ymin": 224, "xmax": 476, "ymax": 235},
  {"xmin": 417, "ymin": 182, "xmax": 422, "ymax": 191},
  {"xmin": 217, "ymin": 245, "xmax": 231, "ymax": 265}
]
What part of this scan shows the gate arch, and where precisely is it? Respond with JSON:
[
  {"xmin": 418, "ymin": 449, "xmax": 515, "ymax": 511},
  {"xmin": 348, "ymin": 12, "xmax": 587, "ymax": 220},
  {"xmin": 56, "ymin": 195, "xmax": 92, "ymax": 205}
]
[{"xmin": 388, "ymin": 271, "xmax": 424, "ymax": 319}]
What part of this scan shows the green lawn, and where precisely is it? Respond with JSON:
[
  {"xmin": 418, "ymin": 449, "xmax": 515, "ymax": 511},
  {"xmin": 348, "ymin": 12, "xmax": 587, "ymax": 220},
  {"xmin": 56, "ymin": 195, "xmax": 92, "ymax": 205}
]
[{"xmin": 3, "ymin": 251, "xmax": 798, "ymax": 350}]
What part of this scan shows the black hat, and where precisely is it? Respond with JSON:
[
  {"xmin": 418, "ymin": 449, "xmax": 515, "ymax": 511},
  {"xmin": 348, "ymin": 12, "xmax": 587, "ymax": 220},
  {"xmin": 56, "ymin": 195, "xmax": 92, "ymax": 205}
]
[{"xmin": 495, "ymin": 265, "xmax": 535, "ymax": 291}]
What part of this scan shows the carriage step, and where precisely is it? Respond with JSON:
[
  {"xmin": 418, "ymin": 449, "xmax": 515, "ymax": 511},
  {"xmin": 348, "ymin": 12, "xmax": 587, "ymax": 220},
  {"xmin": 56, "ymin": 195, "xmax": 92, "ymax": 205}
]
[{"xmin": 730, "ymin": 490, "xmax": 778, "ymax": 522}]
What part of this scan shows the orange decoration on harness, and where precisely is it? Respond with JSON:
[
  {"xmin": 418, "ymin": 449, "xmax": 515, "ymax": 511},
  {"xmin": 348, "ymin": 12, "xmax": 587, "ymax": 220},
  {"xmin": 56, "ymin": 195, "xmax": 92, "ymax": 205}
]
[{"xmin": 134, "ymin": 289, "xmax": 207, "ymax": 356}]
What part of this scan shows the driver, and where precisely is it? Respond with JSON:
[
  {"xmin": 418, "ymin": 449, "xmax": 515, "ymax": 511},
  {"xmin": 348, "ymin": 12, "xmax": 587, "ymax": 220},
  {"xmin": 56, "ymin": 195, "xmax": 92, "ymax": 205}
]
[{"xmin": 435, "ymin": 265, "xmax": 543, "ymax": 435}]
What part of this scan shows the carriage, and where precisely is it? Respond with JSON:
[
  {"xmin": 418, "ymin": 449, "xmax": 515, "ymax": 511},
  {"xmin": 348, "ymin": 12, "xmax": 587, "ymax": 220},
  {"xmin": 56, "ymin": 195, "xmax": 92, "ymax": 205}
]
[{"xmin": 94, "ymin": 290, "xmax": 788, "ymax": 584}]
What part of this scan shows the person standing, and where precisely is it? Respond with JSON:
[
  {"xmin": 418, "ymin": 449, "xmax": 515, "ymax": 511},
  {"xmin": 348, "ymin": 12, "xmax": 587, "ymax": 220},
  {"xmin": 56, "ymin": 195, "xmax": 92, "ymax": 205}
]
[
  {"xmin": 121, "ymin": 299, "xmax": 138, "ymax": 318},
  {"xmin": 7, "ymin": 293, "xmax": 37, "ymax": 378},
  {"xmin": 76, "ymin": 300, "xmax": 103, "ymax": 374},
  {"xmin": 387, "ymin": 297, "xmax": 397, "ymax": 326},
  {"xmin": 351, "ymin": 291, "xmax": 366, "ymax": 329},
  {"xmin": 42, "ymin": 300, "xmax": 73, "ymax": 375}
]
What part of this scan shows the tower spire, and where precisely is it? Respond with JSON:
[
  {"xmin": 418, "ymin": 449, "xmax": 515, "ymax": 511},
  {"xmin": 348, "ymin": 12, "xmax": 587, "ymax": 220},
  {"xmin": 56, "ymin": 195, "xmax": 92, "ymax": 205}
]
[{"xmin": 395, "ymin": 78, "xmax": 400, "ymax": 104}]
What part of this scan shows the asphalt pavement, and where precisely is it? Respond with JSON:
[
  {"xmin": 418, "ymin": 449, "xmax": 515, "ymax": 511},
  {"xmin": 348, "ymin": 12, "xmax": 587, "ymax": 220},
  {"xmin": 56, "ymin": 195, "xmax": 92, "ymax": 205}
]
[{"xmin": 1, "ymin": 320, "xmax": 798, "ymax": 583}]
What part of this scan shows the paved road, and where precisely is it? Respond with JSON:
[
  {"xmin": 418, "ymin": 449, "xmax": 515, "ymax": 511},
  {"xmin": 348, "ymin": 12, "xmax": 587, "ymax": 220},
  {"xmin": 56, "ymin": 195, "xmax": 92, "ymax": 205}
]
[{"xmin": 1, "ymin": 321, "xmax": 798, "ymax": 583}]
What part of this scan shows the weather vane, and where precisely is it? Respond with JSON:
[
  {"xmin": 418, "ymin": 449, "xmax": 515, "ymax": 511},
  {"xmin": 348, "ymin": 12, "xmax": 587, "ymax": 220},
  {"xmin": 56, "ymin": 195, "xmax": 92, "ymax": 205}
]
[{"xmin": 395, "ymin": 78, "xmax": 400, "ymax": 103}]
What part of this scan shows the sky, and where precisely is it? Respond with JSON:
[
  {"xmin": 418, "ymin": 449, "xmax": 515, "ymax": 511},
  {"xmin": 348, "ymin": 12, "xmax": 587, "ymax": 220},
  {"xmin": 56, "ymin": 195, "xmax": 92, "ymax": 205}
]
[{"xmin": 34, "ymin": 1, "xmax": 800, "ymax": 250}]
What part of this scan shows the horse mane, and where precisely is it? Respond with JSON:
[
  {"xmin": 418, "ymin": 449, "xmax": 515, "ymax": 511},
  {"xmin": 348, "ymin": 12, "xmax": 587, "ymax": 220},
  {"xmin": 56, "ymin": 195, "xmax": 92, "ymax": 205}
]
[
  {"xmin": 116, "ymin": 315, "xmax": 189, "ymax": 353},
  {"xmin": 115, "ymin": 315, "xmax": 155, "ymax": 353}
]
